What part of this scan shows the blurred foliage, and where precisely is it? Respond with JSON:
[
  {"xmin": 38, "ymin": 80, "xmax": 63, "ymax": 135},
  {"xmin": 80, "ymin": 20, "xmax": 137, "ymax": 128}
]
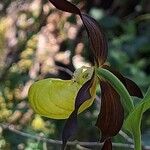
[{"xmin": 0, "ymin": 0, "xmax": 149, "ymax": 149}]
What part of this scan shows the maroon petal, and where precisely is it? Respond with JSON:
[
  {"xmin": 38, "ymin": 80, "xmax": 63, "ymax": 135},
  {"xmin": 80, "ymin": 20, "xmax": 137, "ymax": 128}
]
[
  {"xmin": 124, "ymin": 77, "xmax": 143, "ymax": 98},
  {"xmin": 62, "ymin": 73, "xmax": 94, "ymax": 149},
  {"xmin": 95, "ymin": 81, "xmax": 124, "ymax": 142},
  {"xmin": 103, "ymin": 65, "xmax": 143, "ymax": 98},
  {"xmin": 49, "ymin": 0, "xmax": 80, "ymax": 14},
  {"xmin": 49, "ymin": 0, "xmax": 108, "ymax": 66},
  {"xmin": 61, "ymin": 111, "xmax": 77, "ymax": 150},
  {"xmin": 101, "ymin": 138, "xmax": 112, "ymax": 150},
  {"xmin": 81, "ymin": 14, "xmax": 108, "ymax": 66}
]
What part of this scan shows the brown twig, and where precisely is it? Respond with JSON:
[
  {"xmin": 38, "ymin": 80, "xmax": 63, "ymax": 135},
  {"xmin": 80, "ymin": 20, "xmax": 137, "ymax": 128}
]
[{"xmin": 1, "ymin": 123, "xmax": 150, "ymax": 149}]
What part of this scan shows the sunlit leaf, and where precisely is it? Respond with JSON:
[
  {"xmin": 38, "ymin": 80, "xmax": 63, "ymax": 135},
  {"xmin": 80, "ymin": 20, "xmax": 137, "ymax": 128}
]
[
  {"xmin": 124, "ymin": 87, "xmax": 150, "ymax": 150},
  {"xmin": 28, "ymin": 67, "xmax": 96, "ymax": 119},
  {"xmin": 95, "ymin": 81, "xmax": 124, "ymax": 143},
  {"xmin": 29, "ymin": 79, "xmax": 78, "ymax": 119}
]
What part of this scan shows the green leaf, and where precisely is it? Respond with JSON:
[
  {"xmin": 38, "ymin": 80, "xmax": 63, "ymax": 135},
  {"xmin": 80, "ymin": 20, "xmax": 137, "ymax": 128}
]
[
  {"xmin": 124, "ymin": 87, "xmax": 150, "ymax": 150},
  {"xmin": 96, "ymin": 68, "xmax": 134, "ymax": 115}
]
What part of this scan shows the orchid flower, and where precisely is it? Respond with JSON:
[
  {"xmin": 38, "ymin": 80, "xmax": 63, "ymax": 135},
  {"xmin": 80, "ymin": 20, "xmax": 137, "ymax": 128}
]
[{"xmin": 28, "ymin": 0, "xmax": 143, "ymax": 149}]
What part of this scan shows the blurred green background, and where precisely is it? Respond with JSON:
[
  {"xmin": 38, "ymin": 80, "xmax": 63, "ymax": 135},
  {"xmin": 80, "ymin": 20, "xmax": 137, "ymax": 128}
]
[{"xmin": 0, "ymin": 0, "xmax": 149, "ymax": 149}]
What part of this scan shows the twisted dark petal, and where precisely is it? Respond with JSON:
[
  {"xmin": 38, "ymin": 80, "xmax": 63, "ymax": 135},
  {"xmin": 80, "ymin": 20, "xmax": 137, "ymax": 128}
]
[
  {"xmin": 101, "ymin": 138, "xmax": 112, "ymax": 150},
  {"xmin": 49, "ymin": 0, "xmax": 80, "ymax": 14},
  {"xmin": 103, "ymin": 65, "xmax": 143, "ymax": 98},
  {"xmin": 124, "ymin": 78, "xmax": 143, "ymax": 98},
  {"xmin": 95, "ymin": 81, "xmax": 124, "ymax": 142},
  {"xmin": 49, "ymin": 0, "xmax": 108, "ymax": 66},
  {"xmin": 62, "ymin": 74, "xmax": 94, "ymax": 149},
  {"xmin": 81, "ymin": 14, "xmax": 108, "ymax": 66},
  {"xmin": 62, "ymin": 111, "xmax": 77, "ymax": 150}
]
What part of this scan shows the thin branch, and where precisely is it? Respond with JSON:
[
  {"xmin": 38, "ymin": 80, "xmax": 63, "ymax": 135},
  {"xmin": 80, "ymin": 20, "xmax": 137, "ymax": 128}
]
[
  {"xmin": 0, "ymin": 123, "xmax": 142, "ymax": 149},
  {"xmin": 55, "ymin": 65, "xmax": 73, "ymax": 76},
  {"xmin": 119, "ymin": 130, "xmax": 134, "ymax": 143}
]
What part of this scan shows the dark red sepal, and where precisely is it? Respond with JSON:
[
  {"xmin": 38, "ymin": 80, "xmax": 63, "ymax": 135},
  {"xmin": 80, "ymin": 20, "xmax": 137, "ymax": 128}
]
[
  {"xmin": 103, "ymin": 65, "xmax": 143, "ymax": 98},
  {"xmin": 95, "ymin": 81, "xmax": 124, "ymax": 142},
  {"xmin": 102, "ymin": 138, "xmax": 112, "ymax": 150},
  {"xmin": 81, "ymin": 14, "xmax": 108, "ymax": 66},
  {"xmin": 49, "ymin": 0, "xmax": 108, "ymax": 66},
  {"xmin": 124, "ymin": 77, "xmax": 143, "ymax": 98},
  {"xmin": 49, "ymin": 0, "xmax": 80, "ymax": 15},
  {"xmin": 61, "ymin": 111, "xmax": 77, "ymax": 150},
  {"xmin": 62, "ymin": 73, "xmax": 94, "ymax": 149}
]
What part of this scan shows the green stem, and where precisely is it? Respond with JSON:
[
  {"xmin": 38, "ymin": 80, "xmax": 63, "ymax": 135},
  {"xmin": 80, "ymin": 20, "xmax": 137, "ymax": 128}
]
[
  {"xmin": 133, "ymin": 129, "xmax": 141, "ymax": 150},
  {"xmin": 124, "ymin": 87, "xmax": 150, "ymax": 150}
]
